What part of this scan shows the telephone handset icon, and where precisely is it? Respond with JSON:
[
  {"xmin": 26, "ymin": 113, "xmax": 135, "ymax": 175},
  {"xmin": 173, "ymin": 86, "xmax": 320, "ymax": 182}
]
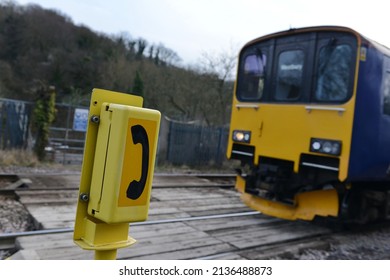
[{"xmin": 126, "ymin": 125, "xmax": 149, "ymax": 200}]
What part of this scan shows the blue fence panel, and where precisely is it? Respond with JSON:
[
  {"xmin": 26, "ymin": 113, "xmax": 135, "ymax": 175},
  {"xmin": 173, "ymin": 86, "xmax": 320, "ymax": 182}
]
[{"xmin": 0, "ymin": 99, "xmax": 32, "ymax": 149}]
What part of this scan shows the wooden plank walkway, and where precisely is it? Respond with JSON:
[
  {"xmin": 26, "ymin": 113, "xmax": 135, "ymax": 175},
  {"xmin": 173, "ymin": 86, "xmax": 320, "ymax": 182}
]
[{"xmin": 9, "ymin": 174, "xmax": 330, "ymax": 260}]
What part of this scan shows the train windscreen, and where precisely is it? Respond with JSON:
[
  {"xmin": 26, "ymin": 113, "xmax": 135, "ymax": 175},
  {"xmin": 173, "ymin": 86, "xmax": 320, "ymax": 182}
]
[{"xmin": 236, "ymin": 31, "xmax": 357, "ymax": 104}]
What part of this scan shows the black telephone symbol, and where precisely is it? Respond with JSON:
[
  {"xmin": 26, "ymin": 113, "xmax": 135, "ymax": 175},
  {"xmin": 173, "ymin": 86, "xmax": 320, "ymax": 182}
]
[{"xmin": 126, "ymin": 125, "xmax": 149, "ymax": 200}]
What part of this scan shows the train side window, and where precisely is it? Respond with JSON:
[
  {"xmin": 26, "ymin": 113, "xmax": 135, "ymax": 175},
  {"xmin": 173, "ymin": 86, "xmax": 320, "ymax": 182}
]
[
  {"xmin": 274, "ymin": 50, "xmax": 304, "ymax": 101},
  {"xmin": 383, "ymin": 71, "xmax": 390, "ymax": 115},
  {"xmin": 237, "ymin": 53, "xmax": 267, "ymax": 100},
  {"xmin": 315, "ymin": 44, "xmax": 353, "ymax": 102}
]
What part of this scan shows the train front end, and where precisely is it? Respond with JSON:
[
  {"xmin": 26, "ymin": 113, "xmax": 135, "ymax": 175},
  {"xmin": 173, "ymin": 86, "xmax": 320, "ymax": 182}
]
[{"xmin": 227, "ymin": 27, "xmax": 360, "ymax": 221}]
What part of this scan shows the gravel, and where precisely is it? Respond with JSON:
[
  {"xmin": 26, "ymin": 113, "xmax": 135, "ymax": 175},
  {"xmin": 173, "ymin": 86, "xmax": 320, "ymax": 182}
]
[
  {"xmin": 0, "ymin": 196, "xmax": 35, "ymax": 233},
  {"xmin": 0, "ymin": 165, "xmax": 71, "ymax": 259},
  {"xmin": 295, "ymin": 226, "xmax": 390, "ymax": 260},
  {"xmin": 0, "ymin": 195, "xmax": 37, "ymax": 259}
]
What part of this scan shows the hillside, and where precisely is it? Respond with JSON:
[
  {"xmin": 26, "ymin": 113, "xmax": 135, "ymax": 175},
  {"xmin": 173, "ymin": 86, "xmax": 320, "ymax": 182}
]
[{"xmin": 0, "ymin": 1, "xmax": 234, "ymax": 125}]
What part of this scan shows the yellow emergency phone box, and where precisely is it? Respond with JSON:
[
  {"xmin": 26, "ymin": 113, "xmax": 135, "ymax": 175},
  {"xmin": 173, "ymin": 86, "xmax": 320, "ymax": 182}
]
[{"xmin": 87, "ymin": 102, "xmax": 160, "ymax": 224}]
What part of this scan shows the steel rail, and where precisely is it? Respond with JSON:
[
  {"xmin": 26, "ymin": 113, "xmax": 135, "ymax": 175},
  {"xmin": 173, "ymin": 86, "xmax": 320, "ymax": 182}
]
[{"xmin": 0, "ymin": 211, "xmax": 260, "ymax": 239}]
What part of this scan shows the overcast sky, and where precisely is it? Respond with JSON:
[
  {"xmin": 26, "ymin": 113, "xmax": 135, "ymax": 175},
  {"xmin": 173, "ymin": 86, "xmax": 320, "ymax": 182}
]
[{"xmin": 13, "ymin": 0, "xmax": 390, "ymax": 65}]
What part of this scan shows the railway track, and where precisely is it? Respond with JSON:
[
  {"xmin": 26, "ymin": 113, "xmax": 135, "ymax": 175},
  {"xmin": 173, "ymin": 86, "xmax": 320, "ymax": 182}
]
[
  {"xmin": 0, "ymin": 211, "xmax": 262, "ymax": 256},
  {"xmin": 0, "ymin": 173, "xmax": 342, "ymax": 260}
]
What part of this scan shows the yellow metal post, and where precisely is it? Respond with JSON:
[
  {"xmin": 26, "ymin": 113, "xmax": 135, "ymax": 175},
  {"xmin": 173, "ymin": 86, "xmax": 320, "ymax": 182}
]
[
  {"xmin": 94, "ymin": 250, "xmax": 117, "ymax": 260},
  {"xmin": 73, "ymin": 88, "xmax": 161, "ymax": 259}
]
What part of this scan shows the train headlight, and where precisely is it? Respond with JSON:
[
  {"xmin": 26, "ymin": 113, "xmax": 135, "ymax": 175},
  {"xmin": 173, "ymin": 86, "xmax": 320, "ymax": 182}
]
[
  {"xmin": 310, "ymin": 138, "xmax": 342, "ymax": 156},
  {"xmin": 233, "ymin": 130, "xmax": 251, "ymax": 143}
]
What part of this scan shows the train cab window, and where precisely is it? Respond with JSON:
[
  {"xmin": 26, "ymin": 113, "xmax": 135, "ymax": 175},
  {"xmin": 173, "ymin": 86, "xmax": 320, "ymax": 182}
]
[
  {"xmin": 383, "ymin": 71, "xmax": 390, "ymax": 115},
  {"xmin": 315, "ymin": 44, "xmax": 353, "ymax": 101},
  {"xmin": 237, "ymin": 52, "xmax": 267, "ymax": 101},
  {"xmin": 274, "ymin": 50, "xmax": 304, "ymax": 101}
]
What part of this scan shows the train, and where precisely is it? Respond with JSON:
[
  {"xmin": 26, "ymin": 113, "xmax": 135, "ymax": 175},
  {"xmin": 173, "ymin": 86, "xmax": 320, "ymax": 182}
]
[{"xmin": 226, "ymin": 26, "xmax": 390, "ymax": 224}]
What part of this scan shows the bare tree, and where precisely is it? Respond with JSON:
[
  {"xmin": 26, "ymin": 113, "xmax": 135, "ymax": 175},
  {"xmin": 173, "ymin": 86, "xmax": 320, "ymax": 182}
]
[
  {"xmin": 135, "ymin": 38, "xmax": 148, "ymax": 59},
  {"xmin": 196, "ymin": 45, "xmax": 238, "ymax": 125}
]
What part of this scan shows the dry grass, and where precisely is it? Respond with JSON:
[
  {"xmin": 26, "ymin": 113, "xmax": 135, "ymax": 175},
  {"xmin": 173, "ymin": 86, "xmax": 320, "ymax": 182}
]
[{"xmin": 0, "ymin": 149, "xmax": 39, "ymax": 167}]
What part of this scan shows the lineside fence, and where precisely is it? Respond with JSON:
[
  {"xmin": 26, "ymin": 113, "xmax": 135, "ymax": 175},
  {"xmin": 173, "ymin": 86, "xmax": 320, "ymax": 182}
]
[
  {"xmin": 165, "ymin": 120, "xmax": 228, "ymax": 166},
  {"xmin": 0, "ymin": 98, "xmax": 33, "ymax": 150},
  {"xmin": 0, "ymin": 98, "xmax": 229, "ymax": 167}
]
